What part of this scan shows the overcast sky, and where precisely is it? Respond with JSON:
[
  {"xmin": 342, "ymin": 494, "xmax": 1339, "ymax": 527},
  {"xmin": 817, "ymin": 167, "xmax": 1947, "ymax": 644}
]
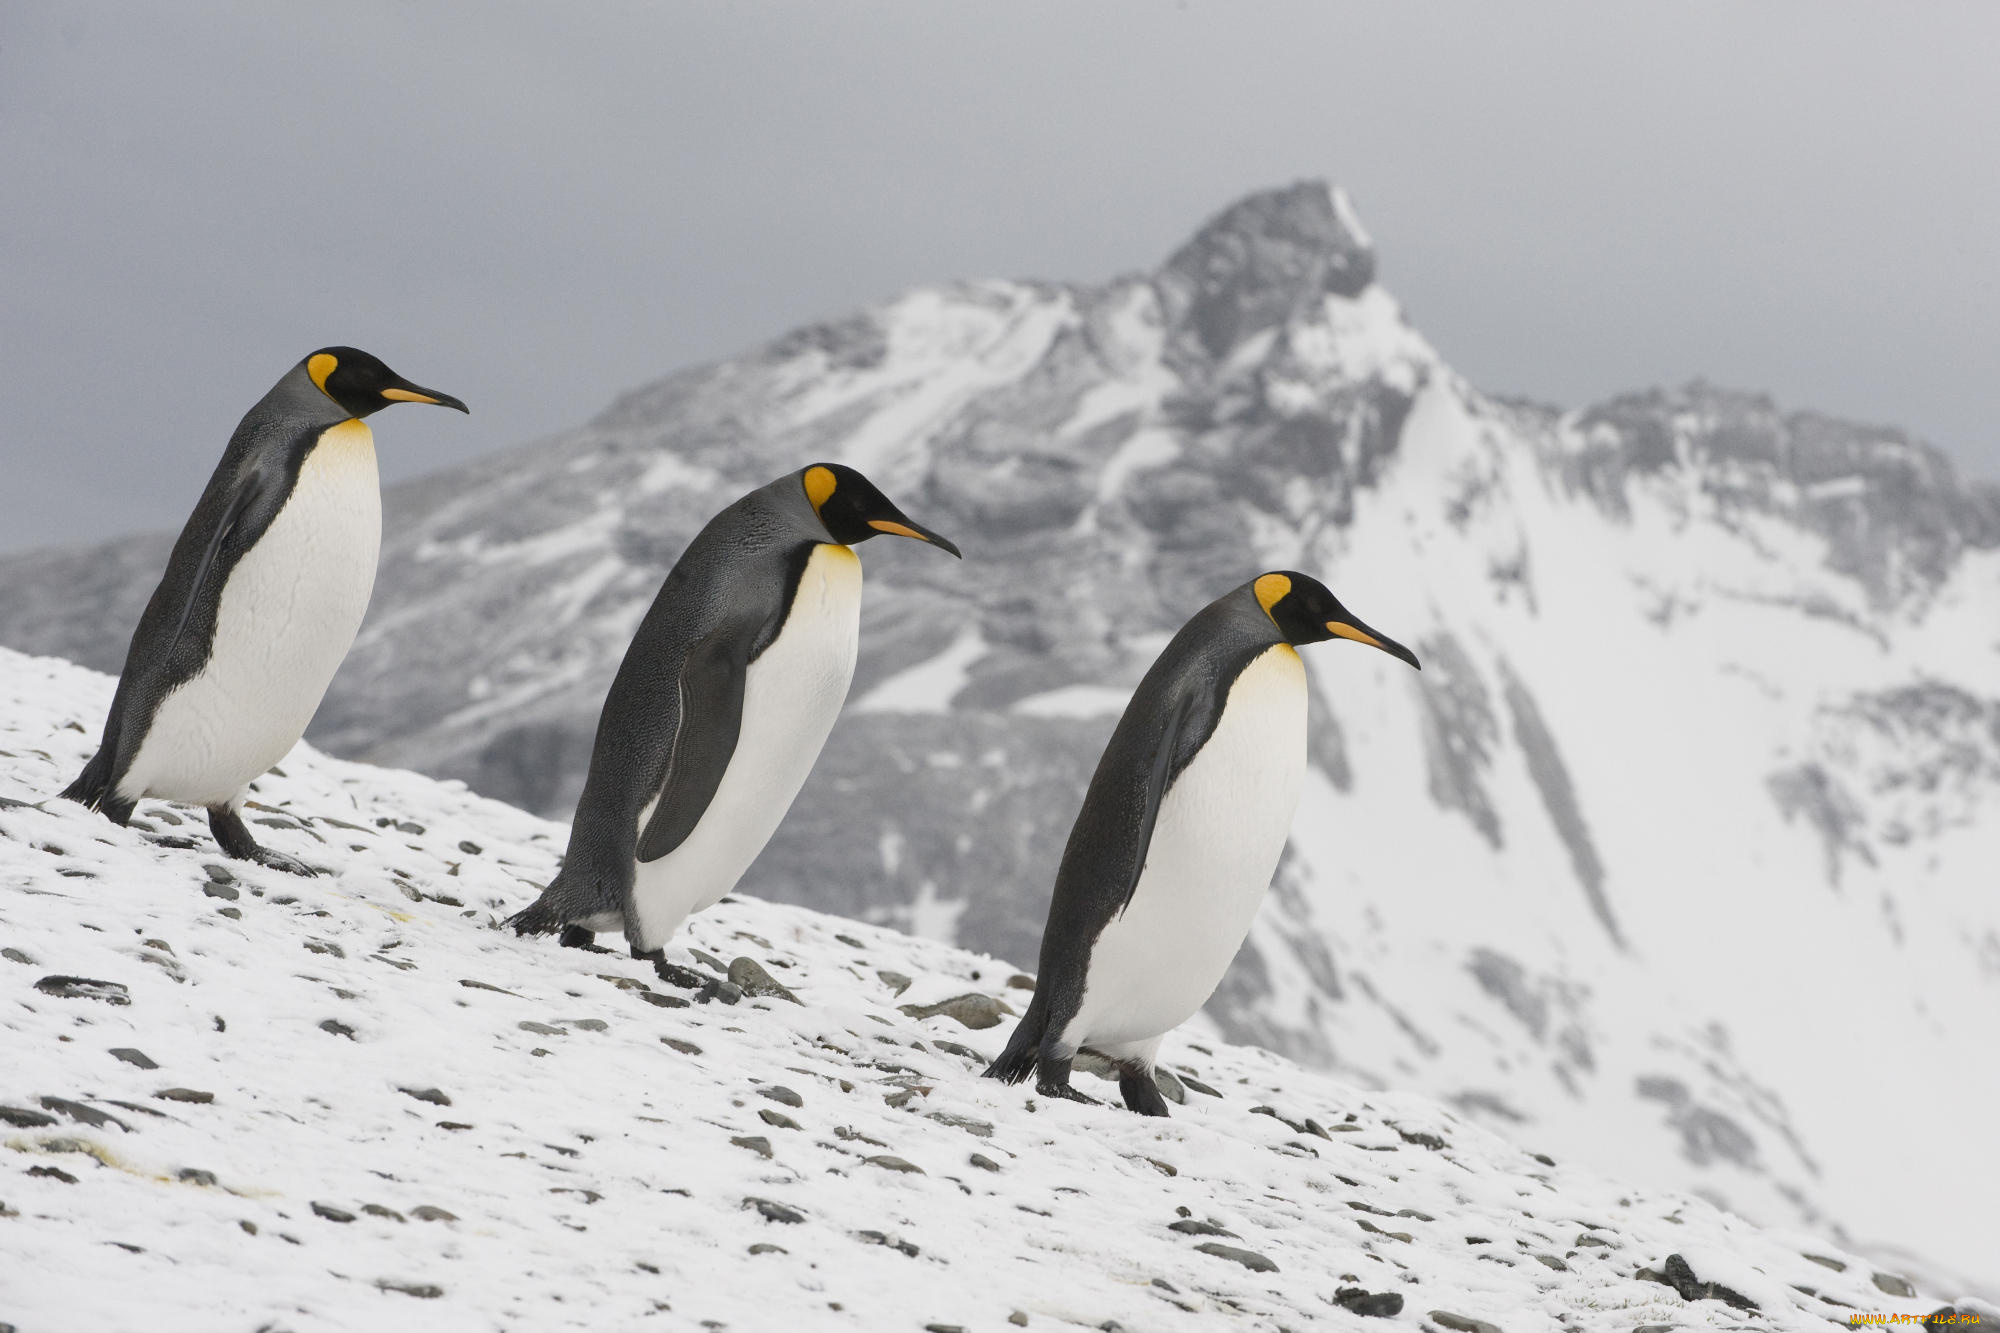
[{"xmin": 3, "ymin": 1, "xmax": 1996, "ymax": 553}]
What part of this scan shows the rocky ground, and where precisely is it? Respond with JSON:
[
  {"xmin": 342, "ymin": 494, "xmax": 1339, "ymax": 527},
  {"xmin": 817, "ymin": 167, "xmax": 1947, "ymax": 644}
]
[{"xmin": 3, "ymin": 648, "xmax": 1992, "ymax": 1331}]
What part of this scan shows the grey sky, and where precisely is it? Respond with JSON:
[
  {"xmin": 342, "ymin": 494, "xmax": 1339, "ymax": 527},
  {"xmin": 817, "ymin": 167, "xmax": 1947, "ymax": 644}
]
[{"xmin": 4, "ymin": 1, "xmax": 1996, "ymax": 554}]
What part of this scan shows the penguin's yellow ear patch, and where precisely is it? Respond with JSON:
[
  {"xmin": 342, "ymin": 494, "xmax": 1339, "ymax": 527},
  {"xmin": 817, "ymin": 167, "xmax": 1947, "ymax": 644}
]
[
  {"xmin": 307, "ymin": 353, "xmax": 339, "ymax": 393},
  {"xmin": 1254, "ymin": 573, "xmax": 1291, "ymax": 621},
  {"xmin": 804, "ymin": 465, "xmax": 837, "ymax": 513}
]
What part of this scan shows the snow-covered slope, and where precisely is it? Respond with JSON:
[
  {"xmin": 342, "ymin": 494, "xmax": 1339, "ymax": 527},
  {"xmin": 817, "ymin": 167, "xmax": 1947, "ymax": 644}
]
[
  {"xmin": 3, "ymin": 182, "xmax": 1998, "ymax": 1286},
  {"xmin": 2, "ymin": 648, "xmax": 1988, "ymax": 1331}
]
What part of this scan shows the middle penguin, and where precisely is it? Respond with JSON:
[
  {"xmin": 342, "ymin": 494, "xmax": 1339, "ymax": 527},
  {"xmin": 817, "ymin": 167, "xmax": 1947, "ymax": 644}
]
[{"xmin": 508, "ymin": 464, "xmax": 959, "ymax": 958}]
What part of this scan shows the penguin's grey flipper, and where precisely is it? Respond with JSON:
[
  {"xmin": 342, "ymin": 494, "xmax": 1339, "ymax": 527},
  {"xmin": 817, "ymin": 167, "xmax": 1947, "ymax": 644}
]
[
  {"xmin": 207, "ymin": 806, "xmax": 321, "ymax": 876},
  {"xmin": 1109, "ymin": 690, "xmax": 1192, "ymax": 920},
  {"xmin": 634, "ymin": 635, "xmax": 748, "ymax": 863},
  {"xmin": 62, "ymin": 460, "xmax": 283, "ymax": 820}
]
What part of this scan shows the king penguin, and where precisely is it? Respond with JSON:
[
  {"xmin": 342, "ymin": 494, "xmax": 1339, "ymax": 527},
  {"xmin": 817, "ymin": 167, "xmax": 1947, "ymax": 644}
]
[
  {"xmin": 60, "ymin": 347, "xmax": 467, "ymax": 872},
  {"xmin": 506, "ymin": 463, "xmax": 960, "ymax": 961},
  {"xmin": 984, "ymin": 571, "xmax": 1420, "ymax": 1114}
]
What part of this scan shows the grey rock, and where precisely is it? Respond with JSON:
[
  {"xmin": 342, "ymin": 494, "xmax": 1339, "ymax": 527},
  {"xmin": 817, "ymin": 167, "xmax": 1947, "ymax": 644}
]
[
  {"xmin": 864, "ymin": 1155, "xmax": 924, "ymax": 1174},
  {"xmin": 876, "ymin": 970, "xmax": 913, "ymax": 995},
  {"xmin": 398, "ymin": 1086, "xmax": 452, "ymax": 1107},
  {"xmin": 758, "ymin": 1109, "xmax": 801, "ymax": 1131},
  {"xmin": 410, "ymin": 1206, "xmax": 457, "ymax": 1222},
  {"xmin": 923, "ymin": 1111, "xmax": 993, "ymax": 1138},
  {"xmin": 1636, "ymin": 1253, "xmax": 1758, "ymax": 1312},
  {"xmin": 744, "ymin": 1196, "xmax": 805, "ymax": 1224},
  {"xmin": 2, "ymin": 947, "xmax": 35, "ymax": 965},
  {"xmin": 39, "ymin": 1096, "xmax": 131, "ymax": 1131},
  {"xmin": 1195, "ymin": 1242, "xmax": 1277, "ymax": 1273},
  {"xmin": 731, "ymin": 1136, "xmax": 773, "ymax": 1159},
  {"xmin": 376, "ymin": 1280, "xmax": 443, "ymax": 1299},
  {"xmin": 153, "ymin": 1088, "xmax": 213, "ymax": 1104},
  {"xmin": 1804, "ymin": 1253, "xmax": 1847, "ymax": 1271},
  {"xmin": 729, "ymin": 956, "xmax": 800, "ymax": 1004},
  {"xmin": 517, "ymin": 1021, "xmax": 565, "ymax": 1036},
  {"xmin": 362, "ymin": 1204, "xmax": 405, "ymax": 1221},
  {"xmin": 748, "ymin": 1242, "xmax": 787, "ymax": 1255},
  {"xmin": 0, "ymin": 1106, "xmax": 58, "ymax": 1128},
  {"xmin": 1332, "ymin": 1287, "xmax": 1402, "ymax": 1317},
  {"xmin": 312, "ymin": 1201, "xmax": 356, "ymax": 1223},
  {"xmin": 1871, "ymin": 1272, "xmax": 1915, "ymax": 1297},
  {"xmin": 856, "ymin": 1229, "xmax": 920, "ymax": 1257},
  {"xmin": 1169, "ymin": 1219, "xmax": 1238, "ymax": 1238},
  {"xmin": 27, "ymin": 1165, "xmax": 78, "ymax": 1183},
  {"xmin": 898, "ymin": 993, "xmax": 1011, "ymax": 1030},
  {"xmin": 177, "ymin": 1169, "xmax": 219, "ymax": 1187},
  {"xmin": 969, "ymin": 1153, "xmax": 1001, "ymax": 1172},
  {"xmin": 757, "ymin": 1085, "xmax": 804, "ymax": 1108},
  {"xmin": 33, "ymin": 975, "xmax": 130, "ymax": 1005},
  {"xmin": 1428, "ymin": 1313, "xmax": 1504, "ymax": 1333},
  {"xmin": 318, "ymin": 1019, "xmax": 357, "ymax": 1040},
  {"xmin": 661, "ymin": 1037, "xmax": 702, "ymax": 1056}
]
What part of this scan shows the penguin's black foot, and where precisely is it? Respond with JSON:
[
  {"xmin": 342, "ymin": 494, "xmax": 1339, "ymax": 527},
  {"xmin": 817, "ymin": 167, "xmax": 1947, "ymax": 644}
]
[
  {"xmin": 642, "ymin": 954, "xmax": 714, "ymax": 993},
  {"xmin": 1034, "ymin": 1077, "xmax": 1099, "ymax": 1106},
  {"xmin": 1118, "ymin": 1068, "xmax": 1173, "ymax": 1118},
  {"xmin": 559, "ymin": 925, "xmax": 613, "ymax": 953},
  {"xmin": 208, "ymin": 807, "xmax": 322, "ymax": 876}
]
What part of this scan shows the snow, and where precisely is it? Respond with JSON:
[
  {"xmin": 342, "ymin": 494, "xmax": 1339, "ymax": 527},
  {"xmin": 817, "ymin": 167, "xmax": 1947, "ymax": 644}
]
[
  {"xmin": 3, "ymin": 647, "xmax": 1984, "ymax": 1331},
  {"xmin": 851, "ymin": 629, "xmax": 986, "ymax": 715}
]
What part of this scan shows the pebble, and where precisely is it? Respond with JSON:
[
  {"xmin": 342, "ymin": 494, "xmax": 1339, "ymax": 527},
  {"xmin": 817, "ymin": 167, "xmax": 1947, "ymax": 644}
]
[
  {"xmin": 40, "ymin": 1096, "xmax": 130, "ymax": 1130},
  {"xmin": 758, "ymin": 1109, "xmax": 801, "ymax": 1131},
  {"xmin": 0, "ymin": 1106, "xmax": 58, "ymax": 1129},
  {"xmin": 744, "ymin": 1196, "xmax": 805, "ymax": 1224},
  {"xmin": 1871, "ymin": 1272, "xmax": 1914, "ymax": 1297},
  {"xmin": 1, "ymin": 947, "xmax": 34, "ymax": 965},
  {"xmin": 399, "ymin": 1087, "xmax": 452, "ymax": 1107},
  {"xmin": 1333, "ymin": 1287, "xmax": 1403, "ymax": 1317},
  {"xmin": 758, "ymin": 1085, "xmax": 804, "ymax": 1108},
  {"xmin": 1429, "ymin": 1312, "xmax": 1503, "ymax": 1333},
  {"xmin": 312, "ymin": 1202, "xmax": 356, "ymax": 1223},
  {"xmin": 33, "ymin": 975, "xmax": 130, "ymax": 1005},
  {"xmin": 865, "ymin": 1155, "xmax": 924, "ymax": 1174},
  {"xmin": 729, "ymin": 956, "xmax": 801, "ymax": 1003},
  {"xmin": 1195, "ymin": 1242, "xmax": 1277, "ymax": 1273},
  {"xmin": 731, "ymin": 1136, "xmax": 773, "ymax": 1159},
  {"xmin": 898, "ymin": 993, "xmax": 1011, "ymax": 1029},
  {"xmin": 154, "ymin": 1088, "xmax": 214, "ymax": 1104},
  {"xmin": 876, "ymin": 970, "xmax": 913, "ymax": 995},
  {"xmin": 661, "ymin": 1037, "xmax": 702, "ymax": 1056},
  {"xmin": 376, "ymin": 1280, "xmax": 442, "ymax": 1299},
  {"xmin": 457, "ymin": 840, "xmax": 482, "ymax": 855},
  {"xmin": 318, "ymin": 1019, "xmax": 357, "ymax": 1040},
  {"xmin": 410, "ymin": 1206, "xmax": 457, "ymax": 1222},
  {"xmin": 176, "ymin": 1169, "xmax": 219, "ymax": 1187},
  {"xmin": 27, "ymin": 1165, "xmax": 78, "ymax": 1184},
  {"xmin": 362, "ymin": 1204, "xmax": 406, "ymax": 1221},
  {"xmin": 923, "ymin": 1111, "xmax": 993, "ymax": 1138},
  {"xmin": 969, "ymin": 1152, "xmax": 1002, "ymax": 1172},
  {"xmin": 855, "ymin": 1230, "xmax": 919, "ymax": 1257},
  {"xmin": 1169, "ymin": 1219, "xmax": 1237, "ymax": 1238},
  {"xmin": 518, "ymin": 1022, "xmax": 565, "ymax": 1036},
  {"xmin": 748, "ymin": 1242, "xmax": 787, "ymax": 1255}
]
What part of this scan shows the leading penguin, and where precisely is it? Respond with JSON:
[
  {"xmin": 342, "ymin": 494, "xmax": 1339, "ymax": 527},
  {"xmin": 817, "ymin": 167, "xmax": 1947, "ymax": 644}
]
[
  {"xmin": 985, "ymin": 571, "xmax": 1419, "ymax": 1114},
  {"xmin": 60, "ymin": 347, "xmax": 467, "ymax": 872},
  {"xmin": 507, "ymin": 463, "xmax": 960, "ymax": 961}
]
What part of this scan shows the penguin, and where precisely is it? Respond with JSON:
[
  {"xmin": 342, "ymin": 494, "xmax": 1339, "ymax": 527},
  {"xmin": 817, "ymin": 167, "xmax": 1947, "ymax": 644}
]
[
  {"xmin": 60, "ymin": 347, "xmax": 467, "ymax": 873},
  {"xmin": 984, "ymin": 571, "xmax": 1420, "ymax": 1115},
  {"xmin": 506, "ymin": 462, "xmax": 960, "ymax": 961}
]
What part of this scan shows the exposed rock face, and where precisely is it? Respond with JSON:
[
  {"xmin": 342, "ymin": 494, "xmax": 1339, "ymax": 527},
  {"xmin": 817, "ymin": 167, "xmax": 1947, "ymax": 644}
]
[{"xmin": 3, "ymin": 182, "xmax": 1998, "ymax": 1284}]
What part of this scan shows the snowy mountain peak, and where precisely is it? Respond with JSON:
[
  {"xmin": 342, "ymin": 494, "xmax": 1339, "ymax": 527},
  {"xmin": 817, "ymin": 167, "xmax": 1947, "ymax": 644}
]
[{"xmin": 1159, "ymin": 180, "xmax": 1379, "ymax": 363}]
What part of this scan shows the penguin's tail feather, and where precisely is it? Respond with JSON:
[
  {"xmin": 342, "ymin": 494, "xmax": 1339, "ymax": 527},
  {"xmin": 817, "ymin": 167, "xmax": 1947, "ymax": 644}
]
[
  {"xmin": 504, "ymin": 893, "xmax": 565, "ymax": 937},
  {"xmin": 59, "ymin": 750, "xmax": 135, "ymax": 825},
  {"xmin": 982, "ymin": 1002, "xmax": 1046, "ymax": 1085}
]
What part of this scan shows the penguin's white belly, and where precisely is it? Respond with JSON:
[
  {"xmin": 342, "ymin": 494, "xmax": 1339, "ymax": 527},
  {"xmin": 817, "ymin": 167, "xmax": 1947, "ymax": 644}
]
[
  {"xmin": 121, "ymin": 422, "xmax": 381, "ymax": 807},
  {"xmin": 1061, "ymin": 644, "xmax": 1307, "ymax": 1056},
  {"xmin": 627, "ymin": 544, "xmax": 862, "ymax": 949}
]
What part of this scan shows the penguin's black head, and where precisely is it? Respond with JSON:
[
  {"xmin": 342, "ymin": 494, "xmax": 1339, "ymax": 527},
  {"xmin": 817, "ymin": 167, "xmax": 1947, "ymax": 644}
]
[
  {"xmin": 304, "ymin": 347, "xmax": 470, "ymax": 420},
  {"xmin": 1254, "ymin": 570, "xmax": 1420, "ymax": 669},
  {"xmin": 801, "ymin": 463, "xmax": 962, "ymax": 557}
]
